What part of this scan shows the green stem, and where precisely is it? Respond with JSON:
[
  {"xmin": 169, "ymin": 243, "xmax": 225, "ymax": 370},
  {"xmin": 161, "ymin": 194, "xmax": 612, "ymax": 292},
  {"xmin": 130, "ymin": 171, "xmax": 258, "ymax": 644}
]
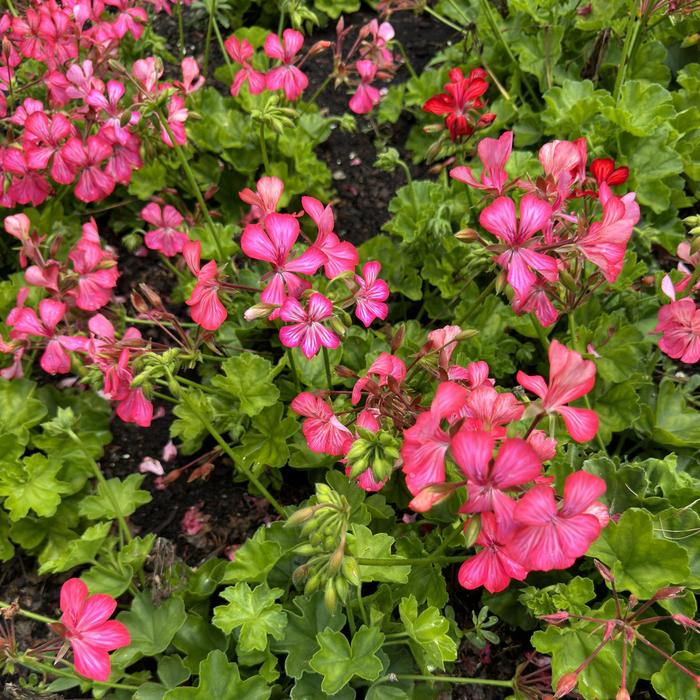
[
  {"xmin": 346, "ymin": 597, "xmax": 356, "ymax": 636},
  {"xmin": 259, "ymin": 122, "xmax": 271, "ymax": 173},
  {"xmin": 203, "ymin": 3, "xmax": 214, "ymax": 75},
  {"xmin": 158, "ymin": 112, "xmax": 226, "ymax": 261},
  {"xmin": 212, "ymin": 14, "xmax": 236, "ymax": 79},
  {"xmin": 530, "ymin": 314, "xmax": 550, "ymax": 351},
  {"xmin": 423, "ymin": 4, "xmax": 466, "ymax": 34},
  {"xmin": 277, "ymin": 5, "xmax": 285, "ymax": 35},
  {"xmin": 15, "ymin": 655, "xmax": 140, "ymax": 691},
  {"xmin": 395, "ymin": 40, "xmax": 418, "ymax": 81},
  {"xmin": 0, "ymin": 601, "xmax": 55, "ymax": 625},
  {"xmin": 125, "ymin": 316, "xmax": 198, "ymax": 328},
  {"xmin": 68, "ymin": 430, "xmax": 133, "ymax": 545},
  {"xmin": 180, "ymin": 389, "xmax": 286, "ymax": 517},
  {"xmin": 357, "ymin": 555, "xmax": 465, "ymax": 567},
  {"xmin": 287, "ymin": 348, "xmax": 301, "ymax": 392},
  {"xmin": 612, "ymin": 10, "xmax": 641, "ymax": 102},
  {"xmin": 5, "ymin": 0, "xmax": 18, "ymax": 17},
  {"xmin": 392, "ymin": 674, "xmax": 512, "ymax": 688},
  {"xmin": 356, "ymin": 584, "xmax": 369, "ymax": 627},
  {"xmin": 431, "ymin": 524, "xmax": 465, "ymax": 558},
  {"xmin": 322, "ymin": 346, "xmax": 333, "ymax": 392},
  {"xmin": 310, "ymin": 74, "xmax": 332, "ymax": 103},
  {"xmin": 153, "ymin": 390, "xmax": 178, "ymax": 404},
  {"xmin": 457, "ymin": 277, "xmax": 496, "ymax": 325},
  {"xmin": 176, "ymin": 0, "xmax": 185, "ymax": 58}
]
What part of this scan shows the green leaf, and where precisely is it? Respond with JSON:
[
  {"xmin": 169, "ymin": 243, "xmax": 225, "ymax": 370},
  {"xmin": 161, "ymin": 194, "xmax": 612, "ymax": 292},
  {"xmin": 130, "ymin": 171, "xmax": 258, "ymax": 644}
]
[
  {"xmin": 587, "ymin": 509, "xmax": 690, "ymax": 598},
  {"xmin": 163, "ymin": 650, "xmax": 270, "ymax": 700},
  {"xmin": 649, "ymin": 380, "xmax": 700, "ymax": 449},
  {"xmin": 128, "ymin": 161, "xmax": 167, "ymax": 199},
  {"xmin": 272, "ymin": 592, "xmax": 346, "ymax": 679},
  {"xmin": 231, "ymin": 404, "xmax": 297, "ymax": 470},
  {"xmin": 602, "ymin": 80, "xmax": 674, "ymax": 136},
  {"xmin": 158, "ymin": 655, "xmax": 191, "ymax": 689},
  {"xmin": 0, "ymin": 454, "xmax": 71, "ymax": 521},
  {"xmin": 541, "ymin": 80, "xmax": 612, "ymax": 137},
  {"xmin": 39, "ymin": 522, "xmax": 111, "ymax": 574},
  {"xmin": 212, "ymin": 583, "xmax": 287, "ymax": 653},
  {"xmin": 0, "ymin": 510, "xmax": 14, "ymax": 561},
  {"xmin": 79, "ymin": 473, "xmax": 152, "ymax": 520},
  {"xmin": 115, "ymin": 594, "xmax": 187, "ymax": 666},
  {"xmin": 220, "ymin": 527, "xmax": 282, "ymax": 584},
  {"xmin": 309, "ymin": 625, "xmax": 385, "ymax": 695},
  {"xmin": 211, "ymin": 353, "xmax": 280, "ymax": 417},
  {"xmin": 593, "ymin": 381, "xmax": 641, "ymax": 442},
  {"xmin": 651, "ymin": 651, "xmax": 700, "ymax": 700},
  {"xmin": 172, "ymin": 613, "xmax": 227, "ymax": 673},
  {"xmin": 0, "ymin": 378, "xmax": 47, "ymax": 457},
  {"xmin": 519, "ymin": 577, "xmax": 596, "ymax": 618},
  {"xmin": 347, "ymin": 524, "xmax": 411, "ymax": 583},
  {"xmin": 291, "ymin": 672, "xmax": 356, "ymax": 700},
  {"xmin": 398, "ymin": 595, "xmax": 457, "ymax": 672}
]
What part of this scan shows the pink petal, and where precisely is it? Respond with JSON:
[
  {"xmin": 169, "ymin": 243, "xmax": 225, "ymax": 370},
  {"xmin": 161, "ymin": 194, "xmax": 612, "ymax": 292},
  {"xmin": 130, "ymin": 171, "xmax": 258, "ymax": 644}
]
[
  {"xmin": 450, "ymin": 429, "xmax": 494, "ymax": 482},
  {"xmin": 556, "ymin": 405, "xmax": 599, "ymax": 443}
]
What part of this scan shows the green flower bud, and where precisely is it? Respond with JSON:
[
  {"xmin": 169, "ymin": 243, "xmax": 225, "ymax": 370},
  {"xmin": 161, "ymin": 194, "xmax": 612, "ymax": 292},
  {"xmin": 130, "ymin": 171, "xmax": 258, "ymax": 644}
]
[{"xmin": 324, "ymin": 578, "xmax": 337, "ymax": 612}]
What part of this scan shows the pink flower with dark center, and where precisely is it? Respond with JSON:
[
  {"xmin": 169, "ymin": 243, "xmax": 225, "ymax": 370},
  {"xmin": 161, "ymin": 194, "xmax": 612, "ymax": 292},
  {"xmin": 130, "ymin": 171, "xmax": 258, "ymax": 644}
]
[
  {"xmin": 182, "ymin": 240, "xmax": 227, "ymax": 331},
  {"xmin": 225, "ymin": 36, "xmax": 266, "ymax": 96},
  {"xmin": 60, "ymin": 135, "xmax": 114, "ymax": 203},
  {"xmin": 141, "ymin": 203, "xmax": 189, "ymax": 256},
  {"xmin": 302, "ymin": 196, "xmax": 358, "ymax": 278},
  {"xmin": 291, "ymin": 391, "xmax": 353, "ymax": 455},
  {"xmin": 450, "ymin": 131, "xmax": 513, "ymax": 195},
  {"xmin": 577, "ymin": 183, "xmax": 640, "ymax": 283},
  {"xmin": 58, "ymin": 578, "xmax": 130, "ymax": 682},
  {"xmin": 654, "ymin": 298, "xmax": 700, "ymax": 364},
  {"xmin": 240, "ymin": 176, "xmax": 284, "ymax": 219},
  {"xmin": 510, "ymin": 471, "xmax": 607, "ymax": 571},
  {"xmin": 402, "ymin": 381, "xmax": 468, "ymax": 495},
  {"xmin": 116, "ymin": 386, "xmax": 153, "ymax": 427},
  {"xmin": 241, "ymin": 213, "xmax": 325, "ymax": 306},
  {"xmin": 349, "ymin": 60, "xmax": 381, "ymax": 115},
  {"xmin": 264, "ymin": 29, "xmax": 308, "ymax": 100},
  {"xmin": 351, "ymin": 352, "xmax": 406, "ymax": 404},
  {"xmin": 354, "ymin": 261, "xmax": 389, "ymax": 327},
  {"xmin": 451, "ymin": 430, "xmax": 542, "ymax": 518},
  {"xmin": 479, "ymin": 194, "xmax": 557, "ymax": 300},
  {"xmin": 279, "ymin": 292, "xmax": 339, "ymax": 359},
  {"xmin": 517, "ymin": 340, "xmax": 599, "ymax": 443}
]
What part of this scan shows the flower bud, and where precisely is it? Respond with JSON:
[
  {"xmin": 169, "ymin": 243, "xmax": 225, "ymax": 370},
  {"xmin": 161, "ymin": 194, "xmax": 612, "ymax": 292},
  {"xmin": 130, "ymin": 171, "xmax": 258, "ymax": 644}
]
[
  {"xmin": 455, "ymin": 228, "xmax": 479, "ymax": 241},
  {"xmin": 324, "ymin": 578, "xmax": 337, "ymax": 612},
  {"xmin": 391, "ymin": 325, "xmax": 406, "ymax": 352},
  {"xmin": 616, "ymin": 688, "xmax": 630, "ymax": 700},
  {"xmin": 292, "ymin": 564, "xmax": 309, "ymax": 587},
  {"xmin": 140, "ymin": 283, "xmax": 163, "ymax": 307},
  {"xmin": 541, "ymin": 611, "xmax": 570, "ymax": 624},
  {"xmin": 286, "ymin": 506, "xmax": 318, "ymax": 528},
  {"xmin": 244, "ymin": 303, "xmax": 275, "ymax": 322},
  {"xmin": 328, "ymin": 547, "xmax": 345, "ymax": 576},
  {"xmin": 328, "ymin": 315, "xmax": 347, "ymax": 339},
  {"xmin": 554, "ymin": 672, "xmax": 578, "ymax": 698},
  {"xmin": 594, "ymin": 560, "xmax": 615, "ymax": 584},
  {"xmin": 334, "ymin": 575, "xmax": 348, "ymax": 603},
  {"xmin": 307, "ymin": 40, "xmax": 331, "ymax": 57},
  {"xmin": 131, "ymin": 291, "xmax": 149, "ymax": 314},
  {"xmin": 342, "ymin": 556, "xmax": 361, "ymax": 587},
  {"xmin": 463, "ymin": 516, "xmax": 481, "ymax": 548}
]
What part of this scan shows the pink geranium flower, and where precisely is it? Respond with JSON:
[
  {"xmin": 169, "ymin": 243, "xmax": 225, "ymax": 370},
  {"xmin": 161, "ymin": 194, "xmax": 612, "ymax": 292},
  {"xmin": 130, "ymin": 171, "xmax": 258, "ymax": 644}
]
[
  {"xmin": 302, "ymin": 196, "xmax": 358, "ymax": 278},
  {"xmin": 60, "ymin": 135, "xmax": 115, "ymax": 203},
  {"xmin": 58, "ymin": 578, "xmax": 130, "ymax": 682},
  {"xmin": 177, "ymin": 57, "xmax": 205, "ymax": 94},
  {"xmin": 4, "ymin": 148, "xmax": 51, "ymax": 205},
  {"xmin": 351, "ymin": 352, "xmax": 406, "ymax": 404},
  {"xmin": 116, "ymin": 386, "xmax": 153, "ymax": 427},
  {"xmin": 23, "ymin": 111, "xmax": 74, "ymax": 181},
  {"xmin": 291, "ymin": 391, "xmax": 353, "ymax": 455},
  {"xmin": 279, "ymin": 292, "xmax": 339, "ymax": 359},
  {"xmin": 459, "ymin": 385, "xmax": 524, "ymax": 437},
  {"xmin": 241, "ymin": 213, "xmax": 325, "ymax": 306},
  {"xmin": 539, "ymin": 138, "xmax": 587, "ymax": 186},
  {"xmin": 349, "ymin": 60, "xmax": 381, "ymax": 115},
  {"xmin": 654, "ymin": 298, "xmax": 700, "ymax": 364},
  {"xmin": 450, "ymin": 131, "xmax": 513, "ymax": 195},
  {"xmin": 183, "ymin": 240, "xmax": 227, "ymax": 331},
  {"xmin": 161, "ymin": 95, "xmax": 188, "ymax": 147},
  {"xmin": 132, "ymin": 57, "xmax": 163, "ymax": 94},
  {"xmin": 510, "ymin": 471, "xmax": 607, "ymax": 571},
  {"xmin": 511, "ymin": 280, "xmax": 559, "ymax": 328},
  {"xmin": 516, "ymin": 340, "xmax": 598, "ymax": 443},
  {"xmin": 590, "ymin": 157, "xmax": 629, "ymax": 187},
  {"xmin": 354, "ymin": 261, "xmax": 389, "ymax": 327},
  {"xmin": 225, "ymin": 36, "xmax": 266, "ymax": 96},
  {"xmin": 264, "ymin": 29, "xmax": 308, "ymax": 100},
  {"xmin": 140, "ymin": 203, "xmax": 189, "ymax": 256},
  {"xmin": 479, "ymin": 194, "xmax": 557, "ymax": 300},
  {"xmin": 240, "ymin": 176, "xmax": 284, "ymax": 219}
]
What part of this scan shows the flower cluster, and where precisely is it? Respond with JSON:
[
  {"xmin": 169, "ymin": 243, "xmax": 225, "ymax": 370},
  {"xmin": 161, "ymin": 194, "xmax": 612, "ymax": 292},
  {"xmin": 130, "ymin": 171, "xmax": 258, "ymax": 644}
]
[
  {"xmin": 451, "ymin": 131, "xmax": 640, "ymax": 327},
  {"xmin": 0, "ymin": 1, "xmax": 202, "ymax": 207},
  {"xmin": 291, "ymin": 322, "xmax": 606, "ymax": 592}
]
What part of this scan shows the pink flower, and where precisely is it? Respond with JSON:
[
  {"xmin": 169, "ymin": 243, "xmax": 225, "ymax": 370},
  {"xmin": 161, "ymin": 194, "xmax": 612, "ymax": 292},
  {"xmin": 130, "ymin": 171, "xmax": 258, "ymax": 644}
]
[
  {"xmin": 527, "ymin": 429, "xmax": 557, "ymax": 462},
  {"xmin": 241, "ymin": 213, "xmax": 324, "ymax": 306},
  {"xmin": 538, "ymin": 138, "xmax": 587, "ymax": 186},
  {"xmin": 87, "ymin": 80, "xmax": 131, "ymax": 145},
  {"xmin": 105, "ymin": 0, "xmax": 147, "ymax": 39},
  {"xmin": 459, "ymin": 385, "xmax": 524, "ymax": 437},
  {"xmin": 58, "ymin": 578, "xmax": 130, "ymax": 682},
  {"xmin": 577, "ymin": 183, "xmax": 640, "ymax": 283},
  {"xmin": 450, "ymin": 131, "xmax": 513, "ymax": 195},
  {"xmin": 510, "ymin": 471, "xmax": 606, "ymax": 571},
  {"xmin": 654, "ymin": 298, "xmax": 700, "ymax": 364},
  {"xmin": 355, "ymin": 261, "xmax": 389, "ymax": 327},
  {"xmin": 402, "ymin": 381, "xmax": 468, "ymax": 495},
  {"xmin": 479, "ymin": 194, "xmax": 557, "ymax": 300},
  {"xmin": 458, "ymin": 508, "xmax": 528, "ymax": 593},
  {"xmin": 517, "ymin": 340, "xmax": 599, "ymax": 443},
  {"xmin": 291, "ymin": 392, "xmax": 353, "ymax": 455},
  {"xmin": 181, "ymin": 504, "xmax": 207, "ymax": 535},
  {"xmin": 161, "ymin": 95, "xmax": 188, "ymax": 147},
  {"xmin": 4, "ymin": 148, "xmax": 50, "ymax": 205},
  {"xmin": 60, "ymin": 135, "xmax": 114, "ymax": 203},
  {"xmin": 139, "ymin": 456, "xmax": 164, "ymax": 475},
  {"xmin": 590, "ymin": 158, "xmax": 628, "ymax": 187},
  {"xmin": 23, "ymin": 111, "xmax": 74, "ymax": 181},
  {"xmin": 349, "ymin": 60, "xmax": 381, "ymax": 115},
  {"xmin": 264, "ymin": 29, "xmax": 308, "ymax": 100},
  {"xmin": 302, "ymin": 196, "xmax": 358, "ymax": 278},
  {"xmin": 225, "ymin": 36, "xmax": 266, "ymax": 96},
  {"xmin": 116, "ymin": 386, "xmax": 153, "ymax": 427},
  {"xmin": 511, "ymin": 280, "xmax": 559, "ymax": 328},
  {"xmin": 177, "ymin": 57, "xmax": 205, "ymax": 94},
  {"xmin": 279, "ymin": 292, "xmax": 339, "ymax": 359},
  {"xmin": 351, "ymin": 352, "xmax": 406, "ymax": 404},
  {"xmin": 141, "ymin": 203, "xmax": 189, "ymax": 256},
  {"xmin": 133, "ymin": 57, "xmax": 163, "ymax": 94},
  {"xmin": 183, "ymin": 240, "xmax": 227, "ymax": 331},
  {"xmin": 240, "ymin": 176, "xmax": 285, "ymax": 219},
  {"xmin": 451, "ymin": 431, "xmax": 542, "ymax": 517}
]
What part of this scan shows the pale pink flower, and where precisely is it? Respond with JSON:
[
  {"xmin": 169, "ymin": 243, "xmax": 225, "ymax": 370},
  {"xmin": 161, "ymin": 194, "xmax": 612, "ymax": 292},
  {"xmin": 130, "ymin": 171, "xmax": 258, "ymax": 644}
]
[
  {"xmin": 162, "ymin": 440, "xmax": 178, "ymax": 462},
  {"xmin": 240, "ymin": 176, "xmax": 284, "ymax": 219},
  {"xmin": 459, "ymin": 385, "xmax": 524, "ymax": 437},
  {"xmin": 177, "ymin": 57, "xmax": 205, "ymax": 93},
  {"xmin": 161, "ymin": 95, "xmax": 188, "ymax": 147},
  {"xmin": 527, "ymin": 429, "xmax": 557, "ymax": 462},
  {"xmin": 58, "ymin": 578, "xmax": 130, "ymax": 682},
  {"xmin": 279, "ymin": 292, "xmax": 339, "ymax": 359},
  {"xmin": 140, "ymin": 203, "xmax": 188, "ymax": 256},
  {"xmin": 355, "ymin": 261, "xmax": 389, "ymax": 327},
  {"xmin": 132, "ymin": 57, "xmax": 163, "ymax": 94},
  {"xmin": 450, "ymin": 131, "xmax": 513, "ymax": 195},
  {"xmin": 139, "ymin": 456, "xmax": 164, "ymax": 475}
]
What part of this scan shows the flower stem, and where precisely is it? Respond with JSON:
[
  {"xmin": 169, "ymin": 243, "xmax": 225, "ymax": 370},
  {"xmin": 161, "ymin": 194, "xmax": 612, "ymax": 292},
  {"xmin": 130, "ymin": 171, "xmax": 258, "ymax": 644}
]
[
  {"xmin": 0, "ymin": 601, "xmax": 55, "ymax": 625},
  {"xmin": 423, "ymin": 5, "xmax": 466, "ymax": 34},
  {"xmin": 613, "ymin": 7, "xmax": 643, "ymax": 102},
  {"xmin": 322, "ymin": 346, "xmax": 333, "ymax": 392},
  {"xmin": 176, "ymin": 0, "xmax": 185, "ymax": 58},
  {"xmin": 4, "ymin": 0, "xmax": 18, "ymax": 16},
  {"xmin": 357, "ymin": 555, "xmax": 465, "ymax": 566},
  {"xmin": 203, "ymin": 2, "xmax": 214, "ymax": 75},
  {"xmin": 211, "ymin": 13, "xmax": 235, "ymax": 79},
  {"xmin": 180, "ymin": 390, "xmax": 285, "ymax": 517},
  {"xmin": 457, "ymin": 277, "xmax": 496, "ymax": 325},
  {"xmin": 389, "ymin": 674, "xmax": 512, "ymax": 688},
  {"xmin": 259, "ymin": 122, "xmax": 271, "ymax": 173},
  {"xmin": 310, "ymin": 74, "xmax": 332, "ymax": 103},
  {"xmin": 530, "ymin": 314, "xmax": 550, "ymax": 351},
  {"xmin": 287, "ymin": 348, "xmax": 301, "ymax": 392},
  {"xmin": 395, "ymin": 40, "xmax": 418, "ymax": 81}
]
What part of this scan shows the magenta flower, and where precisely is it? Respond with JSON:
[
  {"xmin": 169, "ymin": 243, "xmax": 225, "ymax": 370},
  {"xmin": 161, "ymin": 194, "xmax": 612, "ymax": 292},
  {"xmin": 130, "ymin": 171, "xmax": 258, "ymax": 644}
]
[
  {"xmin": 479, "ymin": 194, "xmax": 557, "ymax": 300},
  {"xmin": 538, "ymin": 138, "xmax": 587, "ymax": 186},
  {"xmin": 183, "ymin": 240, "xmax": 227, "ymax": 331},
  {"xmin": 279, "ymin": 292, "xmax": 339, "ymax": 359},
  {"xmin": 354, "ymin": 261, "xmax": 389, "ymax": 327},
  {"xmin": 177, "ymin": 57, "xmax": 205, "ymax": 94},
  {"xmin": 264, "ymin": 29, "xmax": 308, "ymax": 100},
  {"xmin": 132, "ymin": 57, "xmax": 163, "ymax": 94},
  {"xmin": 349, "ymin": 60, "xmax": 381, "ymax": 115},
  {"xmin": 140, "ymin": 203, "xmax": 189, "ymax": 256},
  {"xmin": 291, "ymin": 392, "xmax": 353, "ymax": 455},
  {"xmin": 101, "ymin": 126, "xmax": 142, "ymax": 186},
  {"xmin": 60, "ymin": 135, "xmax": 115, "ymax": 203},
  {"xmin": 87, "ymin": 80, "xmax": 131, "ymax": 145},
  {"xmin": 517, "ymin": 340, "xmax": 598, "ymax": 443},
  {"xmin": 241, "ymin": 213, "xmax": 324, "ymax": 306},
  {"xmin": 654, "ymin": 298, "xmax": 700, "ymax": 364},
  {"xmin": 240, "ymin": 176, "xmax": 285, "ymax": 219},
  {"xmin": 58, "ymin": 578, "xmax": 130, "ymax": 682},
  {"xmin": 23, "ymin": 111, "xmax": 74, "ymax": 182},
  {"xmin": 450, "ymin": 131, "xmax": 513, "ymax": 195},
  {"xmin": 225, "ymin": 36, "xmax": 266, "ymax": 96},
  {"xmin": 459, "ymin": 385, "xmax": 524, "ymax": 437},
  {"xmin": 302, "ymin": 196, "xmax": 358, "ymax": 278},
  {"xmin": 351, "ymin": 352, "xmax": 406, "ymax": 404},
  {"xmin": 116, "ymin": 386, "xmax": 153, "ymax": 427},
  {"xmin": 511, "ymin": 280, "xmax": 559, "ymax": 328},
  {"xmin": 3, "ymin": 148, "xmax": 51, "ymax": 206},
  {"xmin": 510, "ymin": 471, "xmax": 607, "ymax": 571},
  {"xmin": 161, "ymin": 95, "xmax": 188, "ymax": 147}
]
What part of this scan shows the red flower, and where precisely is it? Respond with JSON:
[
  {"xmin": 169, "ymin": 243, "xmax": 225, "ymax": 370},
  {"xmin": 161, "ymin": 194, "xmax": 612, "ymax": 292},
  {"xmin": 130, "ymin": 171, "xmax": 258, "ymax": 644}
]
[
  {"xmin": 590, "ymin": 157, "xmax": 629, "ymax": 187},
  {"xmin": 654, "ymin": 298, "xmax": 700, "ymax": 364}
]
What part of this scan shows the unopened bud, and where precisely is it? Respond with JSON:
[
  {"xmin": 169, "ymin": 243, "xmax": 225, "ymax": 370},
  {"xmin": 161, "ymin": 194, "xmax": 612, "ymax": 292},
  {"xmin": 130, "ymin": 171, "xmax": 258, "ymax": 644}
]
[
  {"xmin": 334, "ymin": 365, "xmax": 356, "ymax": 379},
  {"xmin": 307, "ymin": 40, "xmax": 331, "ymax": 57},
  {"xmin": 286, "ymin": 506, "xmax": 317, "ymax": 527},
  {"xmin": 244, "ymin": 303, "xmax": 275, "ymax": 322},
  {"xmin": 594, "ymin": 560, "xmax": 615, "ymax": 584},
  {"xmin": 328, "ymin": 547, "xmax": 344, "ymax": 576},
  {"xmin": 292, "ymin": 564, "xmax": 309, "ymax": 587},
  {"xmin": 342, "ymin": 556, "xmax": 360, "ymax": 587},
  {"xmin": 541, "ymin": 611, "xmax": 570, "ymax": 625},
  {"xmin": 653, "ymin": 586, "xmax": 685, "ymax": 600},
  {"xmin": 559, "ymin": 268, "xmax": 578, "ymax": 293},
  {"xmin": 391, "ymin": 325, "xmax": 406, "ymax": 352},
  {"xmin": 463, "ymin": 517, "xmax": 481, "ymax": 548},
  {"xmin": 555, "ymin": 671, "xmax": 578, "ymax": 698},
  {"xmin": 691, "ymin": 236, "xmax": 700, "ymax": 254},
  {"xmin": 671, "ymin": 614, "xmax": 700, "ymax": 631},
  {"xmin": 324, "ymin": 578, "xmax": 337, "ymax": 612},
  {"xmin": 328, "ymin": 315, "xmax": 347, "ymax": 339},
  {"xmin": 131, "ymin": 291, "xmax": 149, "ymax": 314},
  {"xmin": 455, "ymin": 227, "xmax": 479, "ymax": 241},
  {"xmin": 616, "ymin": 688, "xmax": 630, "ymax": 700},
  {"xmin": 140, "ymin": 283, "xmax": 163, "ymax": 307},
  {"xmin": 495, "ymin": 269, "xmax": 508, "ymax": 294}
]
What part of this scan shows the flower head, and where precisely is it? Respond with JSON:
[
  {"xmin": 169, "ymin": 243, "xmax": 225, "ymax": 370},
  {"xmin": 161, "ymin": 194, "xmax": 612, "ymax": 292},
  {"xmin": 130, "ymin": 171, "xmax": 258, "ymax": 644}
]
[
  {"xmin": 654, "ymin": 298, "xmax": 700, "ymax": 364},
  {"xmin": 264, "ymin": 29, "xmax": 308, "ymax": 100},
  {"xmin": 279, "ymin": 292, "xmax": 339, "ymax": 359},
  {"xmin": 354, "ymin": 261, "xmax": 389, "ymax": 327}
]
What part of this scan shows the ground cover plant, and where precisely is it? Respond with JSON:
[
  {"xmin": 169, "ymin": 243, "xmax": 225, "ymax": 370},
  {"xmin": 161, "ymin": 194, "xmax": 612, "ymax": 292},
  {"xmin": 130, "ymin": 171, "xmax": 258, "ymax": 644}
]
[{"xmin": 0, "ymin": 0, "xmax": 699, "ymax": 698}]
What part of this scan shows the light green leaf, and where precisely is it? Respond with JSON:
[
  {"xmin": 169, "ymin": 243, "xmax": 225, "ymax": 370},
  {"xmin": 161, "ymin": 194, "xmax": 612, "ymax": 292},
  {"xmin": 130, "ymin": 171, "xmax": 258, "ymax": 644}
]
[
  {"xmin": 651, "ymin": 652, "xmax": 700, "ymax": 700},
  {"xmin": 79, "ymin": 473, "xmax": 152, "ymax": 520},
  {"xmin": 231, "ymin": 404, "xmax": 297, "ymax": 469},
  {"xmin": 211, "ymin": 353, "xmax": 280, "ymax": 417},
  {"xmin": 220, "ymin": 527, "xmax": 282, "ymax": 584},
  {"xmin": 399, "ymin": 595, "xmax": 457, "ymax": 672},
  {"xmin": 347, "ymin": 524, "xmax": 410, "ymax": 583},
  {"xmin": 649, "ymin": 379, "xmax": 700, "ymax": 449},
  {"xmin": 602, "ymin": 81, "xmax": 674, "ymax": 136},
  {"xmin": 39, "ymin": 522, "xmax": 111, "ymax": 574},
  {"xmin": 519, "ymin": 577, "xmax": 596, "ymax": 618}
]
